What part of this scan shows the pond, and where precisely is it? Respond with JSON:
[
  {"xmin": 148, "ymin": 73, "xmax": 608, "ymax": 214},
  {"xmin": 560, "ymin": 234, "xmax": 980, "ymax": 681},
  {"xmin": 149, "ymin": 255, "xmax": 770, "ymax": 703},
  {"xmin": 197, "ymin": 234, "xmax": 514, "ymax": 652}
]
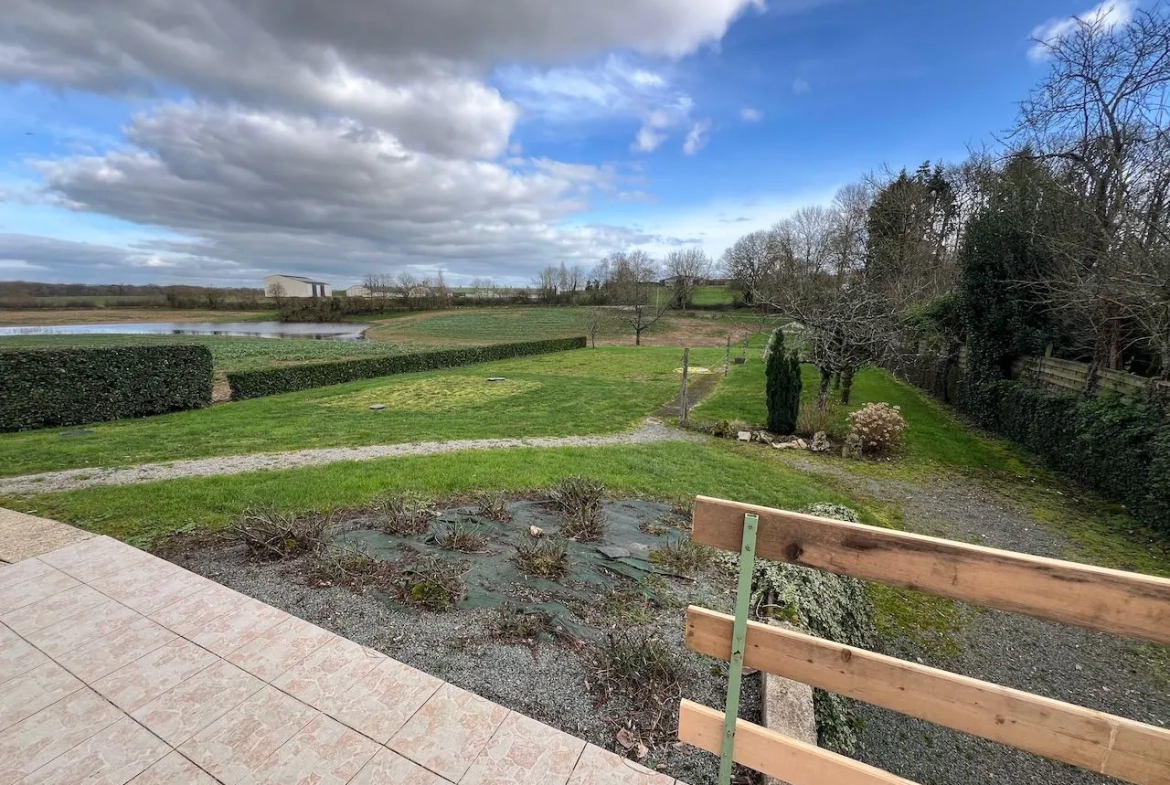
[{"xmin": 0, "ymin": 321, "xmax": 368, "ymax": 341}]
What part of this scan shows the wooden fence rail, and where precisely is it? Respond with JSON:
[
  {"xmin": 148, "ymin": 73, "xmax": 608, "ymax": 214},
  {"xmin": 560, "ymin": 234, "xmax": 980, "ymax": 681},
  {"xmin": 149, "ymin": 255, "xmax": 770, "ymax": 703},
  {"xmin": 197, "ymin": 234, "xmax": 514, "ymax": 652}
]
[{"xmin": 679, "ymin": 496, "xmax": 1170, "ymax": 785}]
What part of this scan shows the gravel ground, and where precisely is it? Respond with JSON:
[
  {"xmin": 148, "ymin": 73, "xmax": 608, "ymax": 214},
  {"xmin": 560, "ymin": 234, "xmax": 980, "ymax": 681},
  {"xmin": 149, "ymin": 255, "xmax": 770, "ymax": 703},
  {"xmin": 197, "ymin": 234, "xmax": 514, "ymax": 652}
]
[
  {"xmin": 784, "ymin": 456, "xmax": 1170, "ymax": 785},
  {"xmin": 161, "ymin": 499, "xmax": 758, "ymax": 785},
  {"xmin": 0, "ymin": 418, "xmax": 697, "ymax": 495}
]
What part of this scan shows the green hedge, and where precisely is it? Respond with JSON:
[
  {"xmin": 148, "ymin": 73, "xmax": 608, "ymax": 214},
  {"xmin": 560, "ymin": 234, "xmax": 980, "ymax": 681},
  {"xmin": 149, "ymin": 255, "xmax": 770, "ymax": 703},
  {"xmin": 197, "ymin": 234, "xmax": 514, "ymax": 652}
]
[
  {"xmin": 991, "ymin": 382, "xmax": 1170, "ymax": 534},
  {"xmin": 227, "ymin": 336, "xmax": 587, "ymax": 400},
  {"xmin": 0, "ymin": 344, "xmax": 213, "ymax": 432}
]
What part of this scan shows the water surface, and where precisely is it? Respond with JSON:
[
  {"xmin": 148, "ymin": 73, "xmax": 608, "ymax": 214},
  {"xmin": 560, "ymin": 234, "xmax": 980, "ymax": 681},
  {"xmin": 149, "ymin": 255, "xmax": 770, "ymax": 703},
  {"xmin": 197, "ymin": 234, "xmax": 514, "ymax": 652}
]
[{"xmin": 0, "ymin": 321, "xmax": 367, "ymax": 341}]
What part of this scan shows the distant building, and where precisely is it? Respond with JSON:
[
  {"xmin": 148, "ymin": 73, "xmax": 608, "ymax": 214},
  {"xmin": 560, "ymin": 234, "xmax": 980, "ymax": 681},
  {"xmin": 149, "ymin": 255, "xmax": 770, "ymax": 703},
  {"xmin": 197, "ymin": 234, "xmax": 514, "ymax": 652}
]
[
  {"xmin": 264, "ymin": 274, "xmax": 332, "ymax": 298},
  {"xmin": 346, "ymin": 285, "xmax": 372, "ymax": 297}
]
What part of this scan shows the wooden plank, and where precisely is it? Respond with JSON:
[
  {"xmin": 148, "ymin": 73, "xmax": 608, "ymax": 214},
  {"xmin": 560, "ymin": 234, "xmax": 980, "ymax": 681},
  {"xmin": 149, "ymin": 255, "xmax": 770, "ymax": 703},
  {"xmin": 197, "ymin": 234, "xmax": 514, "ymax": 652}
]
[
  {"xmin": 687, "ymin": 607, "xmax": 1170, "ymax": 785},
  {"xmin": 692, "ymin": 496, "xmax": 1170, "ymax": 644},
  {"xmin": 679, "ymin": 700, "xmax": 918, "ymax": 785}
]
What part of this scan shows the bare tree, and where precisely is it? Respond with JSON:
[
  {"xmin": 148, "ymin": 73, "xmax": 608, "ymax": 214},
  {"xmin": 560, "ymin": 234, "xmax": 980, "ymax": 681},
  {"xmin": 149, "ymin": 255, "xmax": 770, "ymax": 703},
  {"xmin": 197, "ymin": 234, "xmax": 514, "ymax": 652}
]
[
  {"xmin": 604, "ymin": 250, "xmax": 669, "ymax": 345},
  {"xmin": 721, "ymin": 231, "xmax": 773, "ymax": 304},
  {"xmin": 1014, "ymin": 5, "xmax": 1170, "ymax": 375},
  {"xmin": 584, "ymin": 307, "xmax": 610, "ymax": 347},
  {"xmin": 664, "ymin": 248, "xmax": 712, "ymax": 309},
  {"xmin": 266, "ymin": 281, "xmax": 287, "ymax": 308}
]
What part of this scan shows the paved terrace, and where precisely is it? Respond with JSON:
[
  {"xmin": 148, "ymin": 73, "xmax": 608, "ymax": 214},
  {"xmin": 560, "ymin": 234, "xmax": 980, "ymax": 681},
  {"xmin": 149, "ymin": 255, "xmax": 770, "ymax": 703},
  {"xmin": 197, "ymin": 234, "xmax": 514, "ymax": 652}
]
[{"xmin": 0, "ymin": 509, "xmax": 682, "ymax": 785}]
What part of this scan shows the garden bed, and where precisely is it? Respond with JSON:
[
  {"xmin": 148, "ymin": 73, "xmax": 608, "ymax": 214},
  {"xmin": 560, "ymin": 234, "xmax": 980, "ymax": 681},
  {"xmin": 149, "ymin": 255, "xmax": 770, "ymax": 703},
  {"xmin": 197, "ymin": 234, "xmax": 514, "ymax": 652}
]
[{"xmin": 158, "ymin": 493, "xmax": 762, "ymax": 785}]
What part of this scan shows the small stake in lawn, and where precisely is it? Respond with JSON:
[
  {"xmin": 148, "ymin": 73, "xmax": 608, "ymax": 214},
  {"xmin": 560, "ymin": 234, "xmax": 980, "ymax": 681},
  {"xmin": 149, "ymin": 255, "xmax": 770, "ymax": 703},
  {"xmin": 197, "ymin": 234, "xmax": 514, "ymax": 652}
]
[
  {"xmin": 680, "ymin": 348, "xmax": 690, "ymax": 424},
  {"xmin": 718, "ymin": 512, "xmax": 758, "ymax": 785},
  {"xmin": 724, "ymin": 336, "xmax": 731, "ymax": 377}
]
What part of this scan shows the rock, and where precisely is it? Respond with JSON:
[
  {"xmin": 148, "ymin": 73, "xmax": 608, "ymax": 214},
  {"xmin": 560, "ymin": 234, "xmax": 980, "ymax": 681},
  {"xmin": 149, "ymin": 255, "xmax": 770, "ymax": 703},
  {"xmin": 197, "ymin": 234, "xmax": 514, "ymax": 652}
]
[
  {"xmin": 773, "ymin": 441, "xmax": 795, "ymax": 450},
  {"xmin": 758, "ymin": 432, "xmax": 775, "ymax": 446},
  {"xmin": 597, "ymin": 545, "xmax": 631, "ymax": 560},
  {"xmin": 529, "ymin": 526, "xmax": 544, "ymax": 538},
  {"xmin": 369, "ymin": 404, "xmax": 386, "ymax": 411},
  {"xmin": 762, "ymin": 620, "xmax": 817, "ymax": 785},
  {"xmin": 842, "ymin": 433, "xmax": 863, "ymax": 459},
  {"xmin": 810, "ymin": 431, "xmax": 831, "ymax": 453},
  {"xmin": 795, "ymin": 438, "xmax": 808, "ymax": 450},
  {"xmin": 737, "ymin": 431, "xmax": 752, "ymax": 442}
]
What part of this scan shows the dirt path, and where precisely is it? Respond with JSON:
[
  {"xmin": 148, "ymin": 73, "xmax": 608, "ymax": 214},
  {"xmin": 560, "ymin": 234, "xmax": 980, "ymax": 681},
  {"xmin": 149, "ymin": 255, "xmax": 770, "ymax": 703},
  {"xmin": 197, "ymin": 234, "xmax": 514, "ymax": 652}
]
[
  {"xmin": 783, "ymin": 455, "xmax": 1169, "ymax": 785},
  {"xmin": 0, "ymin": 419, "xmax": 699, "ymax": 495}
]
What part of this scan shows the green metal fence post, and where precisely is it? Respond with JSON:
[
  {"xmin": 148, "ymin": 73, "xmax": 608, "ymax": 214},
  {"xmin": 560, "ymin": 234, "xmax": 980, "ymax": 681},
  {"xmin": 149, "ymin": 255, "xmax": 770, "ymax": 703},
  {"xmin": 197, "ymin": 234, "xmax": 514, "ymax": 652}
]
[{"xmin": 717, "ymin": 512, "xmax": 759, "ymax": 785}]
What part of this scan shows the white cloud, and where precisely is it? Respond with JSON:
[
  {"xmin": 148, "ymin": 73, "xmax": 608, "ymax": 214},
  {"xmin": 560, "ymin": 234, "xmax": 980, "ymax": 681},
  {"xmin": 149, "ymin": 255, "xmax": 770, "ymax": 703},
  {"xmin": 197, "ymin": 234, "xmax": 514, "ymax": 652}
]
[
  {"xmin": 682, "ymin": 119, "xmax": 712, "ymax": 155},
  {"xmin": 791, "ymin": 78, "xmax": 811, "ymax": 95},
  {"xmin": 740, "ymin": 107, "xmax": 763, "ymax": 122},
  {"xmin": 1028, "ymin": 0, "xmax": 1135, "ymax": 60}
]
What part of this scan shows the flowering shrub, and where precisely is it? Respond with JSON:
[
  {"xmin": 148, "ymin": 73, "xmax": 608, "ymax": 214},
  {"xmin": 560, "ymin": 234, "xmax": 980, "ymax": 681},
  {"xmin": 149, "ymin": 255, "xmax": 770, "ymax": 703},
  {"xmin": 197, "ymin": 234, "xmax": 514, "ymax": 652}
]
[{"xmin": 846, "ymin": 402, "xmax": 908, "ymax": 455}]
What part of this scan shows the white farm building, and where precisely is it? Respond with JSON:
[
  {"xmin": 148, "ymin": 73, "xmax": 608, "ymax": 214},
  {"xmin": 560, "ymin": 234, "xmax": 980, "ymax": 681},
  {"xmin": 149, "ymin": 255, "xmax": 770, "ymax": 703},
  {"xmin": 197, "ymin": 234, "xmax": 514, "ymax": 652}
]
[{"xmin": 264, "ymin": 274, "xmax": 332, "ymax": 298}]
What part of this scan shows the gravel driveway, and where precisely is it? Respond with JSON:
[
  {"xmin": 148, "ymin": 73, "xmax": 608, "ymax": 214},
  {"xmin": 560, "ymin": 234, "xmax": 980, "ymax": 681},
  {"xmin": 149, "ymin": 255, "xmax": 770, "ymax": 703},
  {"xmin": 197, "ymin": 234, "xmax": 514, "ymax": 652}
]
[{"xmin": 0, "ymin": 419, "xmax": 698, "ymax": 495}]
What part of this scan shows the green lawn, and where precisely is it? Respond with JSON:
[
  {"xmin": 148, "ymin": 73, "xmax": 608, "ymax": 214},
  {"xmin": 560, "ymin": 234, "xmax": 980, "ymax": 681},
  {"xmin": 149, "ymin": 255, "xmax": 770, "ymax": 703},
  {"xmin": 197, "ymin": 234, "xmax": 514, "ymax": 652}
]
[
  {"xmin": 368, "ymin": 308, "xmax": 604, "ymax": 344},
  {"xmin": 0, "ymin": 333, "xmax": 407, "ymax": 374},
  {"xmin": 4, "ymin": 441, "xmax": 865, "ymax": 545},
  {"xmin": 690, "ymin": 285, "xmax": 736, "ymax": 306},
  {"xmin": 0, "ymin": 346, "xmax": 717, "ymax": 477},
  {"xmin": 692, "ymin": 355, "xmax": 1025, "ymax": 473}
]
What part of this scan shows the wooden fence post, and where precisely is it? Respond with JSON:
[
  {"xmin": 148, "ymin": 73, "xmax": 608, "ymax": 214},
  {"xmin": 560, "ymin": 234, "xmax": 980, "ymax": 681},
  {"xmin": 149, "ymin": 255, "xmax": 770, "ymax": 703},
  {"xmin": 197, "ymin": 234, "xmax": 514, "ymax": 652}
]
[
  {"xmin": 724, "ymin": 336, "xmax": 731, "ymax": 377},
  {"xmin": 680, "ymin": 348, "xmax": 690, "ymax": 424}
]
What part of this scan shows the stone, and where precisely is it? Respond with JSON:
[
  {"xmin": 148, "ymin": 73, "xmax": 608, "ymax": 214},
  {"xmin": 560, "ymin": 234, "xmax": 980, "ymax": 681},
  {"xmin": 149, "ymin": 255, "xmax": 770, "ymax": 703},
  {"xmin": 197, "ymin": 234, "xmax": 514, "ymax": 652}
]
[
  {"xmin": 762, "ymin": 620, "xmax": 818, "ymax": 785},
  {"xmin": 795, "ymin": 439, "xmax": 808, "ymax": 450},
  {"xmin": 369, "ymin": 404, "xmax": 386, "ymax": 411},
  {"xmin": 737, "ymin": 431, "xmax": 752, "ymax": 442},
  {"xmin": 758, "ymin": 432, "xmax": 775, "ymax": 446},
  {"xmin": 842, "ymin": 433, "xmax": 863, "ymax": 459},
  {"xmin": 528, "ymin": 526, "xmax": 544, "ymax": 538},
  {"xmin": 596, "ymin": 546, "xmax": 631, "ymax": 560},
  {"xmin": 810, "ymin": 432, "xmax": 831, "ymax": 453}
]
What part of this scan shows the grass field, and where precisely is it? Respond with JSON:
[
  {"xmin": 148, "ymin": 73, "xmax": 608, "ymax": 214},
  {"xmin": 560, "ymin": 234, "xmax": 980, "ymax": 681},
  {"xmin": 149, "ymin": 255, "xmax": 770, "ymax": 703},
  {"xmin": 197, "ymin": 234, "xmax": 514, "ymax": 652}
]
[
  {"xmin": 0, "ymin": 333, "xmax": 409, "ymax": 374},
  {"xmin": 689, "ymin": 285, "xmax": 737, "ymax": 306},
  {"xmin": 0, "ymin": 345, "xmax": 720, "ymax": 477}
]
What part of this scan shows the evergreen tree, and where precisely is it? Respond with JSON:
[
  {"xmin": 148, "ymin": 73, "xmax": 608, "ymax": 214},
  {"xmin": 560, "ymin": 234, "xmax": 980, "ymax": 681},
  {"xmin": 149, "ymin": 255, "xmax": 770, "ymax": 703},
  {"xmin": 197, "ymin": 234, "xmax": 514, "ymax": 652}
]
[
  {"xmin": 957, "ymin": 151, "xmax": 1062, "ymax": 425},
  {"xmin": 765, "ymin": 327, "xmax": 802, "ymax": 434}
]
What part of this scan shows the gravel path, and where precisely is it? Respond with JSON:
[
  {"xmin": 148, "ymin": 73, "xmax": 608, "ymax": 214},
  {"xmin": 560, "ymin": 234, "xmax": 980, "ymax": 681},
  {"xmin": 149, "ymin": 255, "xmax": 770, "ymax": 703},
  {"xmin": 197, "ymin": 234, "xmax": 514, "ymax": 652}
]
[
  {"xmin": 784, "ymin": 456, "xmax": 1169, "ymax": 785},
  {"xmin": 0, "ymin": 419, "xmax": 697, "ymax": 495}
]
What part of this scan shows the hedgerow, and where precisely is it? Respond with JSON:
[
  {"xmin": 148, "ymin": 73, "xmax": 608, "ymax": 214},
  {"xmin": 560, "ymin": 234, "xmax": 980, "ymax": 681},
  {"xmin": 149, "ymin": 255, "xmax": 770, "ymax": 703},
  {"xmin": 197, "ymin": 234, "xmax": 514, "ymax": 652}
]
[
  {"xmin": 226, "ymin": 336, "xmax": 586, "ymax": 399},
  {"xmin": 0, "ymin": 344, "xmax": 213, "ymax": 431}
]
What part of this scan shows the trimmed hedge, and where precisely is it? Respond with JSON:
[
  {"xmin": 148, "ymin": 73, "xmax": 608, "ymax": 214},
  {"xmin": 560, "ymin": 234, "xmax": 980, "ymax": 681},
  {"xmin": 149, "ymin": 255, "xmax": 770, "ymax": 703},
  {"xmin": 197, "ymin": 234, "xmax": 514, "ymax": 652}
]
[
  {"xmin": 0, "ymin": 344, "xmax": 213, "ymax": 432},
  {"xmin": 991, "ymin": 381, "xmax": 1170, "ymax": 534},
  {"xmin": 227, "ymin": 336, "xmax": 587, "ymax": 400}
]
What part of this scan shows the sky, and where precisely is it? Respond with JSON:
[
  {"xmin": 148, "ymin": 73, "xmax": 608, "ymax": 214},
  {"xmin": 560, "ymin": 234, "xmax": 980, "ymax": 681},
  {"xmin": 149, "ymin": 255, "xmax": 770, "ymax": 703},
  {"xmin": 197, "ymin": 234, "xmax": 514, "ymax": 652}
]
[{"xmin": 0, "ymin": 0, "xmax": 1144, "ymax": 288}]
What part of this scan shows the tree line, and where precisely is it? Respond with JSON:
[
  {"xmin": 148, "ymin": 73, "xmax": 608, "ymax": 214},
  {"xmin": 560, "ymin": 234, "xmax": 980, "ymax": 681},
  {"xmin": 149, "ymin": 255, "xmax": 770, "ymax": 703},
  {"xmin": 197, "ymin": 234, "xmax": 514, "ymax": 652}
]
[{"xmin": 718, "ymin": 6, "xmax": 1170, "ymax": 410}]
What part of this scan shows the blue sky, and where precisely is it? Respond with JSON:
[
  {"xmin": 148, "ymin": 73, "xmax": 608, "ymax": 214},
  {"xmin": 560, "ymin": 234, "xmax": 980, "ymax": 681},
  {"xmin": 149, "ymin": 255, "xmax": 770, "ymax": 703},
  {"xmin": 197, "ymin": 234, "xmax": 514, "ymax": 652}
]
[{"xmin": 0, "ymin": 0, "xmax": 1135, "ymax": 286}]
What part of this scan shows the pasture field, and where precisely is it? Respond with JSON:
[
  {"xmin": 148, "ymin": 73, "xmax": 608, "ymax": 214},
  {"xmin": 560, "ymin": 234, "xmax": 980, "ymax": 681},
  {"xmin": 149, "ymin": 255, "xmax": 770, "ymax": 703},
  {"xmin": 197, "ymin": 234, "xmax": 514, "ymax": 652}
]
[
  {"xmin": 0, "ymin": 308, "xmax": 273, "ymax": 325},
  {"xmin": 0, "ymin": 332, "xmax": 408, "ymax": 373}
]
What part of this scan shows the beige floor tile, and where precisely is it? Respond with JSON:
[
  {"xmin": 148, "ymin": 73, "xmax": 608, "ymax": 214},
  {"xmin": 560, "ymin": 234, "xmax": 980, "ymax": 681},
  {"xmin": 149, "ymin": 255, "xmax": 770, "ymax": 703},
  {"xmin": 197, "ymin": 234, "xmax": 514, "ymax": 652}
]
[
  {"xmin": 148, "ymin": 582, "xmax": 249, "ymax": 636},
  {"xmin": 45, "ymin": 539, "xmax": 155, "ymax": 584},
  {"xmin": 461, "ymin": 711, "xmax": 586, "ymax": 785},
  {"xmin": 132, "ymin": 659, "xmax": 264, "ymax": 747},
  {"xmin": 0, "ymin": 568, "xmax": 78, "ymax": 615},
  {"xmin": 128, "ymin": 751, "xmax": 220, "ymax": 785},
  {"xmin": 0, "ymin": 559, "xmax": 54, "ymax": 593},
  {"xmin": 225, "ymin": 616, "xmax": 335, "ymax": 682},
  {"xmin": 0, "ymin": 662, "xmax": 84, "ymax": 732},
  {"xmin": 271, "ymin": 635, "xmax": 383, "ymax": 709},
  {"xmin": 0, "ymin": 633, "xmax": 50, "ymax": 685},
  {"xmin": 348, "ymin": 747, "xmax": 452, "ymax": 785},
  {"xmin": 18, "ymin": 716, "xmax": 169, "ymax": 785},
  {"xmin": 328, "ymin": 656, "xmax": 442, "ymax": 743},
  {"xmin": 0, "ymin": 688, "xmax": 123, "ymax": 785},
  {"xmin": 567, "ymin": 745, "xmax": 675, "ymax": 785},
  {"xmin": 237, "ymin": 714, "xmax": 379, "ymax": 785},
  {"xmin": 388, "ymin": 683, "xmax": 510, "ymax": 782},
  {"xmin": 178, "ymin": 685, "xmax": 318, "ymax": 785},
  {"xmin": 93, "ymin": 637, "xmax": 220, "ymax": 712},
  {"xmin": 91, "ymin": 560, "xmax": 213, "ymax": 616},
  {"xmin": 185, "ymin": 596, "xmax": 289, "ymax": 657},
  {"xmin": 0, "ymin": 583, "xmax": 108, "ymax": 635},
  {"xmin": 55, "ymin": 615, "xmax": 176, "ymax": 683},
  {"xmin": 23, "ymin": 598, "xmax": 141, "ymax": 658}
]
